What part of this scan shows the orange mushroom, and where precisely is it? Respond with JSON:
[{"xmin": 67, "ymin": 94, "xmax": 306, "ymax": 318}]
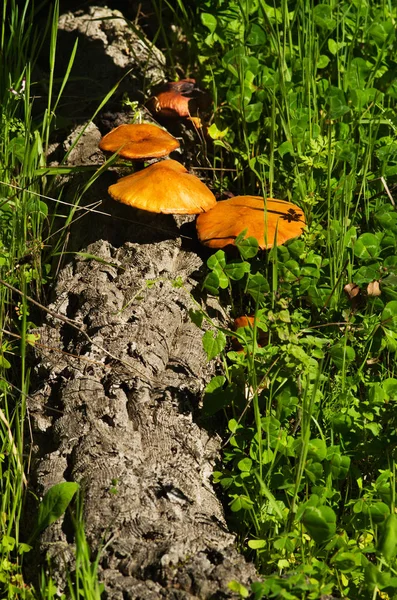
[
  {"xmin": 234, "ymin": 316, "xmax": 256, "ymax": 330},
  {"xmin": 98, "ymin": 123, "xmax": 180, "ymax": 160},
  {"xmin": 147, "ymin": 79, "xmax": 211, "ymax": 121},
  {"xmin": 196, "ymin": 196, "xmax": 306, "ymax": 250},
  {"xmin": 232, "ymin": 316, "xmax": 268, "ymax": 351},
  {"xmin": 107, "ymin": 159, "xmax": 216, "ymax": 214}
]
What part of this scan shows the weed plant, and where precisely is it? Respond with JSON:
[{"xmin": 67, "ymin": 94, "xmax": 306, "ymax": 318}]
[
  {"xmin": 154, "ymin": 0, "xmax": 397, "ymax": 597},
  {"xmin": 0, "ymin": 0, "xmax": 106, "ymax": 597}
]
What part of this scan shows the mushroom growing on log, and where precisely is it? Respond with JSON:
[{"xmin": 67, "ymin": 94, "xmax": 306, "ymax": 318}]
[
  {"xmin": 196, "ymin": 195, "xmax": 306, "ymax": 249},
  {"xmin": 107, "ymin": 159, "xmax": 216, "ymax": 214},
  {"xmin": 147, "ymin": 79, "xmax": 211, "ymax": 123},
  {"xmin": 98, "ymin": 123, "xmax": 180, "ymax": 160}
]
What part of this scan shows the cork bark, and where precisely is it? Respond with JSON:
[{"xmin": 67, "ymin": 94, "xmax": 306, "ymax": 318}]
[{"xmin": 28, "ymin": 240, "xmax": 256, "ymax": 598}]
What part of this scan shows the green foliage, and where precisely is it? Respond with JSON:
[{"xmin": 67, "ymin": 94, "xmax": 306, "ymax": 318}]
[
  {"xmin": 0, "ymin": 0, "xmax": 108, "ymax": 597},
  {"xmin": 32, "ymin": 482, "xmax": 80, "ymax": 541},
  {"xmin": 175, "ymin": 0, "xmax": 397, "ymax": 596}
]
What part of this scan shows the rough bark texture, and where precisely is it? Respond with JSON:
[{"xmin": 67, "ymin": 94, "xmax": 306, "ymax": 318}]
[
  {"xmin": 28, "ymin": 240, "xmax": 256, "ymax": 598},
  {"xmin": 56, "ymin": 6, "xmax": 166, "ymax": 117},
  {"xmin": 26, "ymin": 6, "xmax": 258, "ymax": 598}
]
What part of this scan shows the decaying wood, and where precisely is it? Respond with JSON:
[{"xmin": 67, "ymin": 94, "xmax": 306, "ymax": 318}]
[
  {"xmin": 28, "ymin": 240, "xmax": 256, "ymax": 598},
  {"xmin": 26, "ymin": 6, "xmax": 258, "ymax": 597}
]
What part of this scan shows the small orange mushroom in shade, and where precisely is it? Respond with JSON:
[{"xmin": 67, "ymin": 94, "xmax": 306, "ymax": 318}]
[
  {"xmin": 234, "ymin": 316, "xmax": 256, "ymax": 330},
  {"xmin": 98, "ymin": 123, "xmax": 180, "ymax": 160},
  {"xmin": 107, "ymin": 159, "xmax": 216, "ymax": 214},
  {"xmin": 232, "ymin": 316, "xmax": 268, "ymax": 351},
  {"xmin": 147, "ymin": 79, "xmax": 211, "ymax": 121},
  {"xmin": 196, "ymin": 196, "xmax": 306, "ymax": 250}
]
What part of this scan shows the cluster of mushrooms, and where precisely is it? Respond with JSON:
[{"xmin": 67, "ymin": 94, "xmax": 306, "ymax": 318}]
[{"xmin": 98, "ymin": 122, "xmax": 306, "ymax": 251}]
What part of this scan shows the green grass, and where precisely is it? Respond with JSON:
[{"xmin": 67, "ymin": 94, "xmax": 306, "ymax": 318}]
[
  {"xmin": 0, "ymin": 0, "xmax": 107, "ymax": 597},
  {"xmin": 152, "ymin": 0, "xmax": 397, "ymax": 597},
  {"xmin": 3, "ymin": 0, "xmax": 397, "ymax": 598}
]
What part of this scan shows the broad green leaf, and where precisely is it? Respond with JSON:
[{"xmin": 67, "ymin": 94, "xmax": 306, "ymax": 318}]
[
  {"xmin": 202, "ymin": 330, "xmax": 226, "ymax": 361},
  {"xmin": 307, "ymin": 286, "xmax": 333, "ymax": 308},
  {"xmin": 354, "ymin": 233, "xmax": 380, "ymax": 260},
  {"xmin": 201, "ymin": 13, "xmax": 217, "ymax": 33},
  {"xmin": 333, "ymin": 551, "xmax": 360, "ymax": 572},
  {"xmin": 328, "ymin": 39, "xmax": 343, "ymax": 55},
  {"xmin": 247, "ymin": 23, "xmax": 266, "ymax": 45},
  {"xmin": 369, "ymin": 383, "xmax": 385, "ymax": 405},
  {"xmin": 329, "ymin": 343, "xmax": 355, "ymax": 370},
  {"xmin": 18, "ymin": 543, "xmax": 32, "ymax": 555},
  {"xmin": 384, "ymin": 256, "xmax": 397, "ymax": 273},
  {"xmin": 246, "ymin": 273, "xmax": 269, "ymax": 302},
  {"xmin": 326, "ymin": 86, "xmax": 350, "ymax": 118},
  {"xmin": 228, "ymin": 581, "xmax": 249, "ymax": 598},
  {"xmin": 189, "ymin": 309, "xmax": 204, "ymax": 328},
  {"xmin": 224, "ymin": 260, "xmax": 250, "ymax": 281},
  {"xmin": 302, "ymin": 505, "xmax": 336, "ymax": 543},
  {"xmin": 207, "ymin": 123, "xmax": 229, "ymax": 140},
  {"xmin": 222, "ymin": 46, "xmax": 246, "ymax": 66},
  {"xmin": 317, "ymin": 55, "xmax": 330, "ymax": 68},
  {"xmin": 0, "ymin": 355, "xmax": 11, "ymax": 369},
  {"xmin": 313, "ymin": 4, "xmax": 336, "ymax": 30},
  {"xmin": 364, "ymin": 563, "xmax": 394, "ymax": 592},
  {"xmin": 248, "ymin": 539, "xmax": 266, "ymax": 549},
  {"xmin": 365, "ymin": 422, "xmax": 381, "ymax": 436},
  {"xmin": 288, "ymin": 239, "xmax": 305, "ymax": 259},
  {"xmin": 375, "ymin": 206, "xmax": 397, "ymax": 233},
  {"xmin": 207, "ymin": 250, "xmax": 229, "ymax": 288},
  {"xmin": 207, "ymin": 250, "xmax": 226, "ymax": 270},
  {"xmin": 273, "ymin": 535, "xmax": 295, "ymax": 553},
  {"xmin": 301, "ymin": 265, "xmax": 320, "ymax": 278},
  {"xmin": 383, "ymin": 378, "xmax": 397, "ymax": 400},
  {"xmin": 35, "ymin": 482, "xmax": 79, "ymax": 536},
  {"xmin": 307, "ymin": 439, "xmax": 327, "ymax": 461},
  {"xmin": 305, "ymin": 461, "xmax": 324, "ymax": 483},
  {"xmin": 328, "ymin": 451, "xmax": 350, "ymax": 480},
  {"xmin": 346, "ymin": 57, "xmax": 371, "ymax": 90},
  {"xmin": 368, "ymin": 21, "xmax": 395, "ymax": 46},
  {"xmin": 202, "ymin": 375, "xmax": 233, "ymax": 416},
  {"xmin": 281, "ymin": 259, "xmax": 300, "ymax": 281},
  {"xmin": 228, "ymin": 419, "xmax": 239, "ymax": 433},
  {"xmin": 381, "ymin": 301, "xmax": 397, "ymax": 332},
  {"xmin": 378, "ymin": 514, "xmax": 397, "ymax": 561},
  {"xmin": 354, "ymin": 264, "xmax": 381, "ymax": 285},
  {"xmin": 203, "ymin": 271, "xmax": 220, "ymax": 295},
  {"xmin": 350, "ymin": 88, "xmax": 378, "ymax": 111},
  {"xmin": 230, "ymin": 494, "xmax": 254, "ymax": 512},
  {"xmin": 235, "ymin": 232, "xmax": 259, "ymax": 259},
  {"xmin": 366, "ymin": 502, "xmax": 390, "ymax": 524},
  {"xmin": 204, "ymin": 375, "xmax": 225, "ymax": 394},
  {"xmin": 278, "ymin": 141, "xmax": 294, "ymax": 157},
  {"xmin": 226, "ymin": 85, "xmax": 252, "ymax": 110},
  {"xmin": 1, "ymin": 535, "xmax": 15, "ymax": 552},
  {"xmin": 238, "ymin": 457, "xmax": 252, "ymax": 472},
  {"xmin": 244, "ymin": 101, "xmax": 263, "ymax": 123}
]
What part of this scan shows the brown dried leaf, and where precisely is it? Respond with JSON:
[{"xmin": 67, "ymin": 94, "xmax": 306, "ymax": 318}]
[
  {"xmin": 344, "ymin": 282, "xmax": 360, "ymax": 300},
  {"xmin": 367, "ymin": 280, "xmax": 381, "ymax": 297}
]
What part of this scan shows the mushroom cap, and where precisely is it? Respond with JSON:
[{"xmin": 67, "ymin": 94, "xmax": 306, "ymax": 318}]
[
  {"xmin": 232, "ymin": 315, "xmax": 268, "ymax": 351},
  {"xmin": 108, "ymin": 159, "xmax": 216, "ymax": 214},
  {"xmin": 234, "ymin": 316, "xmax": 255, "ymax": 330},
  {"xmin": 196, "ymin": 196, "xmax": 306, "ymax": 249},
  {"xmin": 98, "ymin": 123, "xmax": 180, "ymax": 160},
  {"xmin": 148, "ymin": 89, "xmax": 191, "ymax": 119},
  {"xmin": 147, "ymin": 79, "xmax": 211, "ymax": 120}
]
